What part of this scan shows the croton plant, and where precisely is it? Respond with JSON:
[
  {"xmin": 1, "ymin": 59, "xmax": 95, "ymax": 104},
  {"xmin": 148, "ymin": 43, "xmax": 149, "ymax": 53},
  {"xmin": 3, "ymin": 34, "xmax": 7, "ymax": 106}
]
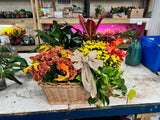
[
  {"xmin": 1, "ymin": 26, "xmax": 26, "ymax": 45},
  {"xmin": 23, "ymin": 14, "xmax": 136, "ymax": 107}
]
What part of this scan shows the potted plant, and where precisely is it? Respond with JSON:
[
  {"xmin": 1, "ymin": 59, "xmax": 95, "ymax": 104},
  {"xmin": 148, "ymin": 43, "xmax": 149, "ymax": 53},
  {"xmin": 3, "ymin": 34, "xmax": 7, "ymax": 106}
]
[
  {"xmin": 9, "ymin": 11, "xmax": 15, "ymax": 18},
  {"xmin": 121, "ymin": 25, "xmax": 140, "ymax": 43},
  {"xmin": 0, "ymin": 11, "xmax": 4, "ymax": 18},
  {"xmin": 0, "ymin": 43, "xmax": 16, "ymax": 58},
  {"xmin": 19, "ymin": 9, "xmax": 28, "ymax": 18},
  {"xmin": 14, "ymin": 10, "xmax": 20, "ymax": 18},
  {"xmin": 0, "ymin": 54, "xmax": 28, "ymax": 90},
  {"xmin": 4, "ymin": 11, "xmax": 10, "ymax": 18},
  {"xmin": 1, "ymin": 26, "xmax": 26, "ymax": 45},
  {"xmin": 26, "ymin": 11, "xmax": 32, "ymax": 18},
  {"xmin": 22, "ymin": 35, "xmax": 35, "ymax": 46},
  {"xmin": 95, "ymin": 5, "xmax": 105, "ymax": 18}
]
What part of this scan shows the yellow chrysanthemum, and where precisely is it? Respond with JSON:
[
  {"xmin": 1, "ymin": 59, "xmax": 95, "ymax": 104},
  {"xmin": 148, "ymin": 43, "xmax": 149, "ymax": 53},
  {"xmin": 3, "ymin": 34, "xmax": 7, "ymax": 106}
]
[
  {"xmin": 60, "ymin": 50, "xmax": 71, "ymax": 58},
  {"xmin": 78, "ymin": 40, "xmax": 122, "ymax": 69},
  {"xmin": 38, "ymin": 44, "xmax": 53, "ymax": 53},
  {"xmin": 23, "ymin": 62, "xmax": 39, "ymax": 74}
]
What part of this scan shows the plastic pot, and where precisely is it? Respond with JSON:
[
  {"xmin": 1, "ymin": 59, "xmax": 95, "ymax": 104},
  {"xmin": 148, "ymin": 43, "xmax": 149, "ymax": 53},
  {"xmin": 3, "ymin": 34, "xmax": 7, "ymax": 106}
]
[{"xmin": 0, "ymin": 77, "xmax": 7, "ymax": 90}]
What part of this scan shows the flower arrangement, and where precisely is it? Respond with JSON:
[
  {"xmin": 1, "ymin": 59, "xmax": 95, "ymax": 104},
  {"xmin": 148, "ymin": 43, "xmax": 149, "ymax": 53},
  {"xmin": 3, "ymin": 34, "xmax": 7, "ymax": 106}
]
[
  {"xmin": 23, "ymin": 14, "xmax": 135, "ymax": 107},
  {"xmin": 1, "ymin": 26, "xmax": 26, "ymax": 45}
]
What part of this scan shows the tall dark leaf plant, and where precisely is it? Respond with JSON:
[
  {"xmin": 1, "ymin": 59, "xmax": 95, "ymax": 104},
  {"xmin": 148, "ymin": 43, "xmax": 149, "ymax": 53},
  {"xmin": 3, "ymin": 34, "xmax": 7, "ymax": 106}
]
[
  {"xmin": 35, "ymin": 21, "xmax": 83, "ymax": 50},
  {"xmin": 78, "ymin": 13, "xmax": 107, "ymax": 40}
]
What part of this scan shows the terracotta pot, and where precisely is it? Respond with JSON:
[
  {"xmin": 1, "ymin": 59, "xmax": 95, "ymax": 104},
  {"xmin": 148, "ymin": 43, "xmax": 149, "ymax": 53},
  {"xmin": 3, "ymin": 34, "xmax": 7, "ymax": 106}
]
[
  {"xmin": 20, "ymin": 14, "xmax": 24, "ymax": 18},
  {"xmin": 15, "ymin": 14, "xmax": 20, "ymax": 18},
  {"xmin": 0, "ymin": 77, "xmax": 7, "ymax": 90},
  {"xmin": 5, "ymin": 14, "xmax": 10, "ymax": 18}
]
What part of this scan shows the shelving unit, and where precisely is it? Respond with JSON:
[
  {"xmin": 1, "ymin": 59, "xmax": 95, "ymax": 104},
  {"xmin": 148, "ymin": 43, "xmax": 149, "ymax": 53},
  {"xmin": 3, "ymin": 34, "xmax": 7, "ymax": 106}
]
[
  {"xmin": 0, "ymin": 18, "xmax": 34, "ymax": 24},
  {"xmin": 39, "ymin": 18, "xmax": 132, "ymax": 24},
  {"xmin": 0, "ymin": 0, "xmax": 39, "ymax": 52},
  {"xmin": 34, "ymin": 0, "xmax": 149, "ymax": 48}
]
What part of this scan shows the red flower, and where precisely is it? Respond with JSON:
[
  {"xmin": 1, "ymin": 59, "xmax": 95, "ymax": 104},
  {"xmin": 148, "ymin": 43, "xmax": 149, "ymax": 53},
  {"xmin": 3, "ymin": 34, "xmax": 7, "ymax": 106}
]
[
  {"xmin": 106, "ymin": 44, "xmax": 129, "ymax": 62},
  {"xmin": 29, "ymin": 56, "xmax": 37, "ymax": 62},
  {"xmin": 110, "ymin": 38, "xmax": 124, "ymax": 46},
  {"xmin": 115, "ymin": 50, "xmax": 129, "ymax": 61}
]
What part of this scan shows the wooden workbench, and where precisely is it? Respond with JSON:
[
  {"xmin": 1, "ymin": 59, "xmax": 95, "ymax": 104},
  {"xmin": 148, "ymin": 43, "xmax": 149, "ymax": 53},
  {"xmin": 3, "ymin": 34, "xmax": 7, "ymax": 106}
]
[{"xmin": 0, "ymin": 53, "xmax": 159, "ymax": 120}]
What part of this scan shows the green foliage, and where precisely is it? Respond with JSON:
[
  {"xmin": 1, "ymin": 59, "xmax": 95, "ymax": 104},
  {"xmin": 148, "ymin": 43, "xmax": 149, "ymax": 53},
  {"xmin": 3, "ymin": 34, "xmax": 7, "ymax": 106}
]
[
  {"xmin": 121, "ymin": 25, "xmax": 140, "ymax": 40},
  {"xmin": 42, "ymin": 64, "xmax": 58, "ymax": 83},
  {"xmin": 0, "ymin": 65, "xmax": 2, "ymax": 74},
  {"xmin": 35, "ymin": 20, "xmax": 83, "ymax": 50},
  {"xmin": 42, "ymin": 64, "xmax": 66, "ymax": 83},
  {"xmin": 95, "ymin": 5, "xmax": 105, "ymax": 15},
  {"xmin": 0, "ymin": 43, "xmax": 15, "ymax": 56},
  {"xmin": 128, "ymin": 89, "xmax": 136, "ymax": 101},
  {"xmin": 88, "ymin": 66, "xmax": 127, "ymax": 106},
  {"xmin": 0, "ymin": 55, "xmax": 28, "ymax": 84}
]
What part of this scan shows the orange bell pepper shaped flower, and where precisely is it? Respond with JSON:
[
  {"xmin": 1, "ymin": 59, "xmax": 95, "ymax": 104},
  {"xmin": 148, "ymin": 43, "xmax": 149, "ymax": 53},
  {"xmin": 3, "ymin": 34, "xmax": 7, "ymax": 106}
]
[{"xmin": 54, "ymin": 62, "xmax": 70, "ymax": 81}]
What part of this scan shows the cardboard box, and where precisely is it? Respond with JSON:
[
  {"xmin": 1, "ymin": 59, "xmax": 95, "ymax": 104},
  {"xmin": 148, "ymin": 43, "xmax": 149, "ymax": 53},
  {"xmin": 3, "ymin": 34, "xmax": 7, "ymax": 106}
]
[
  {"xmin": 127, "ymin": 9, "xmax": 144, "ymax": 18},
  {"xmin": 72, "ymin": 13, "xmax": 80, "ymax": 18},
  {"xmin": 63, "ymin": 7, "xmax": 72, "ymax": 18}
]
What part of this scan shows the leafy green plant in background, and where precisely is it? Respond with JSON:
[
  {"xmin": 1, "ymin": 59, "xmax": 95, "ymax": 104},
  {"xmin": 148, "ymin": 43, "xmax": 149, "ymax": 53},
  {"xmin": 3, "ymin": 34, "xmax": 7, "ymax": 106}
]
[
  {"xmin": 0, "ymin": 43, "xmax": 15, "ymax": 56},
  {"xmin": 95, "ymin": 5, "xmax": 105, "ymax": 15},
  {"xmin": 35, "ymin": 20, "xmax": 83, "ymax": 50},
  {"xmin": 0, "ymin": 55, "xmax": 28, "ymax": 84},
  {"xmin": 121, "ymin": 25, "xmax": 140, "ymax": 41}
]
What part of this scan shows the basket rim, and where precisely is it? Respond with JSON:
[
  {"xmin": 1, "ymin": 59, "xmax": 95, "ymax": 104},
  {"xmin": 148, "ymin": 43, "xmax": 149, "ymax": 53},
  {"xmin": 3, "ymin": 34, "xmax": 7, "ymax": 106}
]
[{"xmin": 38, "ymin": 81, "xmax": 82, "ymax": 88}]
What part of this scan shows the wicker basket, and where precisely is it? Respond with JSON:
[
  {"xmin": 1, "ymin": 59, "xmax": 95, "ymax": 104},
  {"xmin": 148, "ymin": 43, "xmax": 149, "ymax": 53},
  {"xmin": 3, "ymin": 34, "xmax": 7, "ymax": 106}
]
[{"xmin": 38, "ymin": 82, "xmax": 90, "ymax": 105}]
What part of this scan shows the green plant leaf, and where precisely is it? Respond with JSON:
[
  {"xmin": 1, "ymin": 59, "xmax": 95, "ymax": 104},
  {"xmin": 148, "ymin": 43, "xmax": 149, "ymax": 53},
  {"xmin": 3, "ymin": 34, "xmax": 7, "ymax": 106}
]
[
  {"xmin": 101, "ymin": 73, "xmax": 109, "ymax": 85},
  {"xmin": 111, "ymin": 81, "xmax": 119, "ymax": 85},
  {"xmin": 75, "ymin": 74, "xmax": 81, "ymax": 81},
  {"xmin": 121, "ymin": 85, "xmax": 127, "ymax": 96},
  {"xmin": 111, "ymin": 94, "xmax": 120, "ymax": 97},
  {"xmin": 102, "ymin": 66, "xmax": 114, "ymax": 76},
  {"xmin": 105, "ymin": 96, "xmax": 110, "ymax": 105},
  {"xmin": 8, "ymin": 56, "xmax": 28, "ymax": 69},
  {"xmin": 128, "ymin": 89, "xmax": 136, "ymax": 101},
  {"xmin": 35, "ymin": 30, "xmax": 59, "ymax": 46},
  {"xmin": 4, "ymin": 73, "xmax": 22, "ymax": 85},
  {"xmin": 95, "ymin": 104, "xmax": 103, "ymax": 109},
  {"xmin": 0, "ymin": 65, "xmax": 3, "ymax": 74},
  {"xmin": 2, "ymin": 69, "xmax": 21, "ymax": 75},
  {"xmin": 115, "ymin": 71, "xmax": 124, "ymax": 79},
  {"xmin": 116, "ymin": 78, "xmax": 125, "ymax": 89},
  {"xmin": 72, "ymin": 37, "xmax": 82, "ymax": 44},
  {"xmin": 88, "ymin": 97, "xmax": 99, "ymax": 105}
]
